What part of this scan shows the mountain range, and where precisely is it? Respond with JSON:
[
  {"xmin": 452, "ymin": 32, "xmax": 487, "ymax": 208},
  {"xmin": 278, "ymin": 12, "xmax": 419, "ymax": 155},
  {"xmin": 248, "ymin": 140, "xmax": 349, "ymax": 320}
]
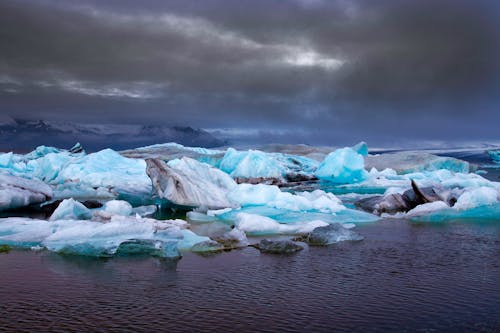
[{"xmin": 0, "ymin": 117, "xmax": 224, "ymax": 152}]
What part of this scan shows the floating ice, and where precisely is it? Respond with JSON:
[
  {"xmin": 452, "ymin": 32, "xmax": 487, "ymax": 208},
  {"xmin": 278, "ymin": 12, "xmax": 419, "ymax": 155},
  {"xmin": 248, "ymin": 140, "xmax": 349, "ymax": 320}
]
[
  {"xmin": 234, "ymin": 213, "xmax": 328, "ymax": 236},
  {"xmin": 102, "ymin": 200, "xmax": 133, "ymax": 216},
  {"xmin": 220, "ymin": 148, "xmax": 286, "ymax": 180},
  {"xmin": 0, "ymin": 173, "xmax": 53, "ymax": 211},
  {"xmin": 315, "ymin": 148, "xmax": 368, "ymax": 184},
  {"xmin": 365, "ymin": 152, "xmax": 470, "ymax": 174},
  {"xmin": 305, "ymin": 223, "xmax": 364, "ymax": 245},
  {"xmin": 24, "ymin": 146, "xmax": 61, "ymax": 160},
  {"xmin": 218, "ymin": 147, "xmax": 319, "ymax": 182},
  {"xmin": 453, "ymin": 187, "xmax": 498, "ymax": 210},
  {"xmin": 488, "ymin": 149, "xmax": 500, "ymax": 164},
  {"xmin": 121, "ymin": 142, "xmax": 225, "ymax": 167},
  {"xmin": 56, "ymin": 149, "xmax": 151, "ymax": 200},
  {"xmin": 352, "ymin": 141, "xmax": 368, "ymax": 156},
  {"xmin": 49, "ymin": 198, "xmax": 92, "ymax": 221},
  {"xmin": 0, "ymin": 216, "xmax": 190, "ymax": 258},
  {"xmin": 255, "ymin": 239, "xmax": 304, "ymax": 254},
  {"xmin": 146, "ymin": 157, "xmax": 237, "ymax": 209},
  {"xmin": 229, "ymin": 184, "xmax": 344, "ymax": 213}
]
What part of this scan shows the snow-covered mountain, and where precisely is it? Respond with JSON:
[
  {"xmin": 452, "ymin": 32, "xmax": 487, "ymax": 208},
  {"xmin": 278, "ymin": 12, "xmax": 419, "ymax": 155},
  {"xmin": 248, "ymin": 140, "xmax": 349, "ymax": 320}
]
[{"xmin": 0, "ymin": 118, "xmax": 224, "ymax": 152}]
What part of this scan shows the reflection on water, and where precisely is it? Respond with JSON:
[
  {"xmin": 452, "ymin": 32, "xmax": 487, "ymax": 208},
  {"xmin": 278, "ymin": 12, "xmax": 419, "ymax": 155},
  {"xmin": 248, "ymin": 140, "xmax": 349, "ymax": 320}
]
[{"xmin": 1, "ymin": 219, "xmax": 499, "ymax": 332}]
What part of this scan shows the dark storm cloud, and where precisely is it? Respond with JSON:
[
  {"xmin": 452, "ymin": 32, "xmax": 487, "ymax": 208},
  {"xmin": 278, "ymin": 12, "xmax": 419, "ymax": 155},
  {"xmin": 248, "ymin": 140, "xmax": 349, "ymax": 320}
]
[{"xmin": 0, "ymin": 0, "xmax": 499, "ymax": 144}]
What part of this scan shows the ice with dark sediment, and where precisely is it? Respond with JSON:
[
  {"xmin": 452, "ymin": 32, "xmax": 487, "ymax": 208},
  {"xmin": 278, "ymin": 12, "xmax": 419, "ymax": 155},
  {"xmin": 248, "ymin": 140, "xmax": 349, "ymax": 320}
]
[
  {"xmin": 146, "ymin": 157, "xmax": 237, "ymax": 209},
  {"xmin": 0, "ymin": 172, "xmax": 53, "ymax": 211}
]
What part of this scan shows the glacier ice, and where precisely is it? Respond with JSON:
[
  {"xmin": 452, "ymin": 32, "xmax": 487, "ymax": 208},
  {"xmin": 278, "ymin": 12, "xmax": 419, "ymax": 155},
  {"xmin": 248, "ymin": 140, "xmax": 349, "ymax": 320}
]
[
  {"xmin": 219, "ymin": 148, "xmax": 287, "ymax": 180},
  {"xmin": 49, "ymin": 198, "xmax": 92, "ymax": 221},
  {"xmin": 488, "ymin": 149, "xmax": 500, "ymax": 164},
  {"xmin": 0, "ymin": 215, "xmax": 215, "ymax": 257},
  {"xmin": 352, "ymin": 141, "xmax": 368, "ymax": 156},
  {"xmin": 365, "ymin": 151, "xmax": 471, "ymax": 174},
  {"xmin": 146, "ymin": 157, "xmax": 237, "ymax": 209},
  {"xmin": 101, "ymin": 200, "xmax": 133, "ymax": 216},
  {"xmin": 0, "ymin": 172, "xmax": 53, "ymax": 211},
  {"xmin": 229, "ymin": 184, "xmax": 345, "ymax": 213},
  {"xmin": 218, "ymin": 147, "xmax": 319, "ymax": 182},
  {"xmin": 315, "ymin": 148, "xmax": 368, "ymax": 184},
  {"xmin": 234, "ymin": 213, "xmax": 329, "ymax": 236}
]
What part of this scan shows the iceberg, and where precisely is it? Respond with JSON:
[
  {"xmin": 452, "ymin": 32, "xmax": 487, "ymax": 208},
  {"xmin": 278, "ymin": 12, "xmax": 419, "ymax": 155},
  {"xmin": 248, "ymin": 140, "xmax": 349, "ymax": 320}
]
[
  {"xmin": 0, "ymin": 215, "xmax": 190, "ymax": 258},
  {"xmin": 0, "ymin": 172, "xmax": 53, "ymax": 211},
  {"xmin": 24, "ymin": 145, "xmax": 62, "ymax": 160},
  {"xmin": 352, "ymin": 141, "xmax": 368, "ymax": 156},
  {"xmin": 120, "ymin": 142, "xmax": 225, "ymax": 167},
  {"xmin": 49, "ymin": 198, "xmax": 92, "ymax": 221},
  {"xmin": 101, "ymin": 200, "xmax": 133, "ymax": 216},
  {"xmin": 219, "ymin": 148, "xmax": 287, "ymax": 180},
  {"xmin": 56, "ymin": 149, "xmax": 151, "ymax": 200},
  {"xmin": 219, "ymin": 147, "xmax": 319, "ymax": 183},
  {"xmin": 234, "ymin": 213, "xmax": 329, "ymax": 236},
  {"xmin": 365, "ymin": 151, "xmax": 471, "ymax": 174},
  {"xmin": 115, "ymin": 239, "xmax": 180, "ymax": 259},
  {"xmin": 146, "ymin": 157, "xmax": 237, "ymax": 209},
  {"xmin": 488, "ymin": 149, "xmax": 500, "ymax": 164},
  {"xmin": 315, "ymin": 148, "xmax": 368, "ymax": 184},
  {"xmin": 229, "ymin": 184, "xmax": 345, "ymax": 213}
]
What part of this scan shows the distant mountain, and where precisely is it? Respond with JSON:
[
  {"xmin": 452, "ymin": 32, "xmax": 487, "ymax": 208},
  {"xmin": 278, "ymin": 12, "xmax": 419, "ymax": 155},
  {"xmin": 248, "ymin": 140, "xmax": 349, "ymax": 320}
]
[{"xmin": 0, "ymin": 118, "xmax": 224, "ymax": 152}]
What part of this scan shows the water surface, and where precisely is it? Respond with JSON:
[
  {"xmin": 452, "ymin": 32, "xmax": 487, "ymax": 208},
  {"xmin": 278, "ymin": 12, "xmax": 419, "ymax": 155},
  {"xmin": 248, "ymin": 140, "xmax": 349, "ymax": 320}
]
[{"xmin": 1, "ymin": 219, "xmax": 499, "ymax": 332}]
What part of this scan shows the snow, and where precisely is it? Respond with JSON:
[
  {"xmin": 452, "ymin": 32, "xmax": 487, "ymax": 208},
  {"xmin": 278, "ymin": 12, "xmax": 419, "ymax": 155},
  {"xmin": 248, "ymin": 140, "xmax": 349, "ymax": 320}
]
[{"xmin": 315, "ymin": 147, "xmax": 368, "ymax": 184}]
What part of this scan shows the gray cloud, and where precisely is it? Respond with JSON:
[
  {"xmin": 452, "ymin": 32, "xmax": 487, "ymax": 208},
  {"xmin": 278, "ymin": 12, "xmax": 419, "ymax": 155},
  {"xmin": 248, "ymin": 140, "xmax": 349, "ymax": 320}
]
[{"xmin": 0, "ymin": 0, "xmax": 499, "ymax": 145}]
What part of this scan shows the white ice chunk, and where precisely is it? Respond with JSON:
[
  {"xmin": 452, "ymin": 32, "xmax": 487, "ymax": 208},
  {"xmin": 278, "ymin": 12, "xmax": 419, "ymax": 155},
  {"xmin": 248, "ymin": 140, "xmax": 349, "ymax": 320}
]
[
  {"xmin": 229, "ymin": 183, "xmax": 345, "ymax": 213},
  {"xmin": 365, "ymin": 152, "xmax": 470, "ymax": 174},
  {"xmin": 234, "ymin": 213, "xmax": 328, "ymax": 235},
  {"xmin": 102, "ymin": 200, "xmax": 133, "ymax": 216},
  {"xmin": 453, "ymin": 187, "xmax": 499, "ymax": 210},
  {"xmin": 49, "ymin": 198, "xmax": 92, "ymax": 221}
]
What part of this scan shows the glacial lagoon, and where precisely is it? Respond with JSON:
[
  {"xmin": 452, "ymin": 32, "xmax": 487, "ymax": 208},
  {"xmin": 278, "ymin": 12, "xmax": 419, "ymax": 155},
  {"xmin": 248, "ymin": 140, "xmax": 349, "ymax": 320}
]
[{"xmin": 1, "ymin": 142, "xmax": 499, "ymax": 332}]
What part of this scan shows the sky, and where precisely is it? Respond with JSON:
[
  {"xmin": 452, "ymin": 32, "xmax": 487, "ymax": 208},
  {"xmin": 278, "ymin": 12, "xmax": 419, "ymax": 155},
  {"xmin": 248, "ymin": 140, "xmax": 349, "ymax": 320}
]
[{"xmin": 1, "ymin": 0, "xmax": 499, "ymax": 146}]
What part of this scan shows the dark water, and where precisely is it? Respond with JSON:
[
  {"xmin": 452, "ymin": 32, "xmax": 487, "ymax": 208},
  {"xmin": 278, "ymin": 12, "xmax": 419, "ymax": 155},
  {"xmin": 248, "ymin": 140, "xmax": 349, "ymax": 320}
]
[{"xmin": 1, "ymin": 219, "xmax": 499, "ymax": 333}]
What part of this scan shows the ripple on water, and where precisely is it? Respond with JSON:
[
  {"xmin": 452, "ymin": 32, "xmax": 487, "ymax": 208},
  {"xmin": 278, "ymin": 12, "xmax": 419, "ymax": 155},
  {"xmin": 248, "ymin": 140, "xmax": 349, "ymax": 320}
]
[{"xmin": 0, "ymin": 219, "xmax": 499, "ymax": 332}]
